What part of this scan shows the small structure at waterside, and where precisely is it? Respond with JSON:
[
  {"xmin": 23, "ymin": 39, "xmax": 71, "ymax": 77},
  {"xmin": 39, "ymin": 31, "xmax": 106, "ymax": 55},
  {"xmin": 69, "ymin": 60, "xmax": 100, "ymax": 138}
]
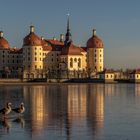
[
  {"xmin": 98, "ymin": 69, "xmax": 115, "ymax": 83},
  {"xmin": 129, "ymin": 69, "xmax": 140, "ymax": 83}
]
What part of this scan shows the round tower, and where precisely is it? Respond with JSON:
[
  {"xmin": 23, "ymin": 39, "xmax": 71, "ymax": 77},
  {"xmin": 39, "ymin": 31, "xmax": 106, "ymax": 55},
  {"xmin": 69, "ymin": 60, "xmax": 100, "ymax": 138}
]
[
  {"xmin": 22, "ymin": 26, "xmax": 43, "ymax": 72},
  {"xmin": 87, "ymin": 29, "xmax": 104, "ymax": 73}
]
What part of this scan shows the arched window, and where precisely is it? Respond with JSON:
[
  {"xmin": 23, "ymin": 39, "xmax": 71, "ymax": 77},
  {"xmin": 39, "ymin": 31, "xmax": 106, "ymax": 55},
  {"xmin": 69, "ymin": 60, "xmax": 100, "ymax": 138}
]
[
  {"xmin": 74, "ymin": 58, "xmax": 77, "ymax": 62},
  {"xmin": 70, "ymin": 58, "xmax": 73, "ymax": 68},
  {"xmin": 78, "ymin": 58, "xmax": 81, "ymax": 68}
]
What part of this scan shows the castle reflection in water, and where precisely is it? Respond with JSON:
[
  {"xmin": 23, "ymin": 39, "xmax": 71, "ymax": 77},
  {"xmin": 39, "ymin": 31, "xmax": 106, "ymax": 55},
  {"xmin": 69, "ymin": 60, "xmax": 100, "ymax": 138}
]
[
  {"xmin": 0, "ymin": 84, "xmax": 125, "ymax": 139},
  {"xmin": 25, "ymin": 84, "xmax": 104, "ymax": 139}
]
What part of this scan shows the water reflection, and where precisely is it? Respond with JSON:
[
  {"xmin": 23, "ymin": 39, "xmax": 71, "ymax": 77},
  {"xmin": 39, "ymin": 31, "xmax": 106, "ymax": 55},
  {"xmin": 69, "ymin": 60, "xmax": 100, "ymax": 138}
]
[
  {"xmin": 0, "ymin": 118, "xmax": 11, "ymax": 133},
  {"xmin": 13, "ymin": 117, "xmax": 25, "ymax": 128},
  {"xmin": 22, "ymin": 84, "xmax": 105, "ymax": 139},
  {"xmin": 0, "ymin": 84, "xmax": 105, "ymax": 140}
]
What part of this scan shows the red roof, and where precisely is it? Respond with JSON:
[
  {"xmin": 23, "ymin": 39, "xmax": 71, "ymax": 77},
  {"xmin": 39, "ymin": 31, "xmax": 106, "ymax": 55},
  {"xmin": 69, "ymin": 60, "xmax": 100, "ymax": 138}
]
[
  {"xmin": 80, "ymin": 47, "xmax": 87, "ymax": 52},
  {"xmin": 61, "ymin": 43, "xmax": 82, "ymax": 55},
  {"xmin": 87, "ymin": 30, "xmax": 104, "ymax": 49},
  {"xmin": 9, "ymin": 48, "xmax": 23, "ymax": 54},
  {"xmin": 46, "ymin": 39, "xmax": 64, "ymax": 46},
  {"xmin": 0, "ymin": 37, "xmax": 10, "ymax": 49},
  {"xmin": 23, "ymin": 32, "xmax": 42, "ymax": 46},
  {"xmin": 42, "ymin": 39, "xmax": 64, "ymax": 51}
]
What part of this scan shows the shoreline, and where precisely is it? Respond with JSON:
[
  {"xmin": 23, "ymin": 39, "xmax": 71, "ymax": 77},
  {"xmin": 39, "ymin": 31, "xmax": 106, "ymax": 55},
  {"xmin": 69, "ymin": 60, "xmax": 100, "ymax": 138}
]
[
  {"xmin": 0, "ymin": 78, "xmax": 138, "ymax": 85},
  {"xmin": 0, "ymin": 81, "xmax": 137, "ymax": 86}
]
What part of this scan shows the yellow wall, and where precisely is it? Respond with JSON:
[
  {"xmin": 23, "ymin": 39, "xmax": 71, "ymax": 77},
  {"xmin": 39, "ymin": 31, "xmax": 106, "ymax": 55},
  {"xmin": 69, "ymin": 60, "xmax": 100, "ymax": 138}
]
[
  {"xmin": 23, "ymin": 45, "xmax": 43, "ymax": 71},
  {"xmin": 87, "ymin": 48, "xmax": 104, "ymax": 72}
]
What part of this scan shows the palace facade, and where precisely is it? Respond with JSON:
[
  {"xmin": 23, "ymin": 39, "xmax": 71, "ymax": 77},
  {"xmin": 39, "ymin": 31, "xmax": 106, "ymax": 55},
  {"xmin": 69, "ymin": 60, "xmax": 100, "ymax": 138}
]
[{"xmin": 0, "ymin": 18, "xmax": 104, "ymax": 80}]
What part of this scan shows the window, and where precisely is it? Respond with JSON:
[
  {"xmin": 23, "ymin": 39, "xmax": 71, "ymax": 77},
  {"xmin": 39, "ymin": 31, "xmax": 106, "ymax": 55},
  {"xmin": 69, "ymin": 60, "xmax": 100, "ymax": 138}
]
[
  {"xmin": 70, "ymin": 58, "xmax": 73, "ymax": 68},
  {"xmin": 40, "ymin": 58, "xmax": 41, "ymax": 61},
  {"xmin": 35, "ymin": 52, "xmax": 37, "ymax": 55},
  {"xmin": 40, "ymin": 53, "xmax": 41, "ymax": 55},
  {"xmin": 17, "ymin": 60, "xmax": 18, "ymax": 63},
  {"xmin": 35, "ymin": 65, "xmax": 37, "ymax": 69},
  {"xmin": 100, "ymin": 54, "xmax": 102, "ymax": 57},
  {"xmin": 3, "ymin": 55, "xmax": 4, "ymax": 58},
  {"xmin": 74, "ymin": 58, "xmax": 77, "ymax": 62},
  {"xmin": 35, "ymin": 57, "xmax": 37, "ymax": 61},
  {"xmin": 95, "ymin": 59, "xmax": 96, "ymax": 62},
  {"xmin": 52, "ymin": 58, "xmax": 53, "ymax": 61},
  {"xmin": 137, "ymin": 75, "xmax": 139, "ymax": 78},
  {"xmin": 13, "ymin": 60, "xmax": 14, "ymax": 63},
  {"xmin": 28, "ymin": 57, "xmax": 30, "ymax": 61},
  {"xmin": 35, "ymin": 47, "xmax": 37, "ymax": 50},
  {"xmin": 78, "ymin": 58, "xmax": 81, "ymax": 68},
  {"xmin": 95, "ymin": 54, "xmax": 96, "ymax": 57},
  {"xmin": 100, "ymin": 59, "xmax": 102, "ymax": 62}
]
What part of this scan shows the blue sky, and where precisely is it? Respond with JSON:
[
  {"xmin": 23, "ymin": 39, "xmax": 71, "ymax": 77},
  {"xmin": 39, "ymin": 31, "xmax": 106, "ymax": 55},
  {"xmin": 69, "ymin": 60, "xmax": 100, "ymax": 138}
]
[{"xmin": 0, "ymin": 0, "xmax": 140, "ymax": 69}]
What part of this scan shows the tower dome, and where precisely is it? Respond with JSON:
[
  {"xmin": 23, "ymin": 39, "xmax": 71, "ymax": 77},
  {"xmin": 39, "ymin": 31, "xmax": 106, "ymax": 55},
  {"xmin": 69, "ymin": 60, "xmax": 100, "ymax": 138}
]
[
  {"xmin": 87, "ymin": 29, "xmax": 104, "ymax": 48},
  {"xmin": 0, "ymin": 31, "xmax": 10, "ymax": 49},
  {"xmin": 23, "ymin": 26, "xmax": 42, "ymax": 46}
]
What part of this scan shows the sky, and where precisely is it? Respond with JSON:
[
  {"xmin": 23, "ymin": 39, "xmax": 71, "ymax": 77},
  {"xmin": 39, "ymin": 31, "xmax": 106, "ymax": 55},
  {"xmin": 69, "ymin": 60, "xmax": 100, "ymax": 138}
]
[{"xmin": 0, "ymin": 0, "xmax": 140, "ymax": 69}]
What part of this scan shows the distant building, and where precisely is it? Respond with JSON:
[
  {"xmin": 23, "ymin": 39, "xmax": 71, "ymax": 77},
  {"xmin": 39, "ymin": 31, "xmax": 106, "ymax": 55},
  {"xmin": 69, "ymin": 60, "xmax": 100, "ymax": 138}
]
[
  {"xmin": 129, "ymin": 69, "xmax": 140, "ymax": 83},
  {"xmin": 99, "ymin": 69, "xmax": 115, "ymax": 83},
  {"xmin": 0, "ymin": 18, "xmax": 104, "ymax": 80}
]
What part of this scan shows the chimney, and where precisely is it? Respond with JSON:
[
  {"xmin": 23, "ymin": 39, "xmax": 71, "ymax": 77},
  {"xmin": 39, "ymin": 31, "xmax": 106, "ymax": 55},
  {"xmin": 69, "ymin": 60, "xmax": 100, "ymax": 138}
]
[
  {"xmin": 93, "ymin": 29, "xmax": 96, "ymax": 36},
  {"xmin": 0, "ymin": 31, "xmax": 4, "ymax": 37},
  {"xmin": 41, "ymin": 36, "xmax": 44, "ymax": 40},
  {"xmin": 30, "ymin": 25, "xmax": 35, "ymax": 33},
  {"xmin": 60, "ymin": 34, "xmax": 64, "ymax": 42},
  {"xmin": 53, "ymin": 36, "xmax": 56, "ymax": 41}
]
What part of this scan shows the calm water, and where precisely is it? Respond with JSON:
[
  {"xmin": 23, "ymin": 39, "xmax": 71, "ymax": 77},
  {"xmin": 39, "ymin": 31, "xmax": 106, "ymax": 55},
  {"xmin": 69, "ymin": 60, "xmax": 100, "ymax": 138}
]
[{"xmin": 0, "ymin": 84, "xmax": 140, "ymax": 140}]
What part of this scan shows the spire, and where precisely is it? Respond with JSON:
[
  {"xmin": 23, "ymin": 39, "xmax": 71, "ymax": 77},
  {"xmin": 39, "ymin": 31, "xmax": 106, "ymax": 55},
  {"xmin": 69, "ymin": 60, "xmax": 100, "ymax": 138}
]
[
  {"xmin": 67, "ymin": 13, "xmax": 70, "ymax": 32},
  {"xmin": 65, "ymin": 13, "xmax": 72, "ymax": 46}
]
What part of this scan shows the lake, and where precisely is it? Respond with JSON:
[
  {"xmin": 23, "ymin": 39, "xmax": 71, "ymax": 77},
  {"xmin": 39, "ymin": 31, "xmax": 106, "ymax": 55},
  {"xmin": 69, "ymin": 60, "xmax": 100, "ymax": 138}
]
[{"xmin": 0, "ymin": 84, "xmax": 140, "ymax": 140}]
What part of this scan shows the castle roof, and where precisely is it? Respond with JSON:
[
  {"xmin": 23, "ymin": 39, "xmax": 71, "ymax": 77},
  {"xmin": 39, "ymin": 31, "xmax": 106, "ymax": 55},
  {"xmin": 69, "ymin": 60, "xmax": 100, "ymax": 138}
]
[
  {"xmin": 87, "ymin": 29, "xmax": 104, "ymax": 49},
  {"xmin": 0, "ymin": 31, "xmax": 10, "ymax": 49},
  {"xmin": 23, "ymin": 26, "xmax": 42, "ymax": 46}
]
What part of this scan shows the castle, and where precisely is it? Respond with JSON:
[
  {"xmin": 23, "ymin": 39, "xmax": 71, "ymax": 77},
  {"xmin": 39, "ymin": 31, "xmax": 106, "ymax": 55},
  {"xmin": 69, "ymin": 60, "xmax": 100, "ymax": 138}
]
[{"xmin": 0, "ymin": 17, "xmax": 104, "ymax": 80}]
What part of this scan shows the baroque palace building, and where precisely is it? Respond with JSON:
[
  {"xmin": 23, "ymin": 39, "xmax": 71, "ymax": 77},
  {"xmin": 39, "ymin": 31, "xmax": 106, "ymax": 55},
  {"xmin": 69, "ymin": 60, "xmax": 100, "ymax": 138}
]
[{"xmin": 0, "ymin": 18, "xmax": 104, "ymax": 79}]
